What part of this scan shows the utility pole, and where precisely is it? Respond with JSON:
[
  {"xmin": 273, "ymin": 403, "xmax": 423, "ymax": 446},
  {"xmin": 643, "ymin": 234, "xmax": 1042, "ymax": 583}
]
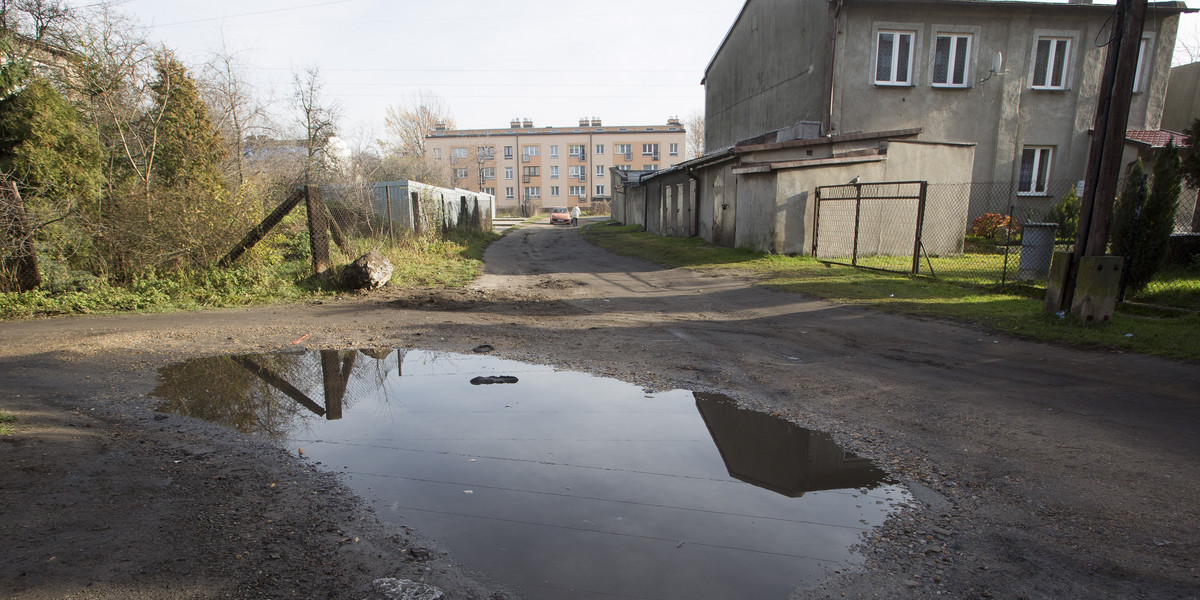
[{"xmin": 1053, "ymin": 0, "xmax": 1147, "ymax": 316}]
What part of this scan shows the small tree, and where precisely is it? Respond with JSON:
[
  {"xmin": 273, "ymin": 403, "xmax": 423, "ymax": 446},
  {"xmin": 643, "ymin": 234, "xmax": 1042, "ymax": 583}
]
[
  {"xmin": 1110, "ymin": 145, "xmax": 1182, "ymax": 295},
  {"xmin": 1049, "ymin": 185, "xmax": 1080, "ymax": 241}
]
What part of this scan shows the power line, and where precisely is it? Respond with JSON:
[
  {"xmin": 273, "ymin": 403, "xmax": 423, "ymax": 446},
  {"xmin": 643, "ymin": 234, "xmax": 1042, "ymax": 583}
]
[{"xmin": 149, "ymin": 0, "xmax": 358, "ymax": 27}]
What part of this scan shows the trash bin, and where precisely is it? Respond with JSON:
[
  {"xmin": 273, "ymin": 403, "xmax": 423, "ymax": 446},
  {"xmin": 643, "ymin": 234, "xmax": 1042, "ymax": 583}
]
[{"xmin": 1018, "ymin": 222, "xmax": 1058, "ymax": 280}]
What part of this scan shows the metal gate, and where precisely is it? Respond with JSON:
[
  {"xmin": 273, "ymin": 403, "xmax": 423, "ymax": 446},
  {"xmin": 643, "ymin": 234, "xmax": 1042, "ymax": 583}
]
[{"xmin": 812, "ymin": 181, "xmax": 928, "ymax": 275}]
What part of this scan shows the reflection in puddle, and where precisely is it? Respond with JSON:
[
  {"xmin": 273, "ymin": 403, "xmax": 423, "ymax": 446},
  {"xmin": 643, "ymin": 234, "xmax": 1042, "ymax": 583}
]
[{"xmin": 156, "ymin": 350, "xmax": 909, "ymax": 600}]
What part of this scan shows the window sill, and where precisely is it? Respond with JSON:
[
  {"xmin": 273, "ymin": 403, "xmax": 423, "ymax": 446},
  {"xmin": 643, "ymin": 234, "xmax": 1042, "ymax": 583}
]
[
  {"xmin": 1016, "ymin": 191, "xmax": 1051, "ymax": 197},
  {"xmin": 874, "ymin": 81, "xmax": 914, "ymax": 87},
  {"xmin": 931, "ymin": 83, "xmax": 971, "ymax": 89}
]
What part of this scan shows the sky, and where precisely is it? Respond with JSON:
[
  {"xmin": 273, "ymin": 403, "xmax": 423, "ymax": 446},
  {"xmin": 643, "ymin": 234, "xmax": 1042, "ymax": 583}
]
[
  {"xmin": 69, "ymin": 0, "xmax": 747, "ymax": 141},
  {"xmin": 64, "ymin": 0, "xmax": 1198, "ymax": 143}
]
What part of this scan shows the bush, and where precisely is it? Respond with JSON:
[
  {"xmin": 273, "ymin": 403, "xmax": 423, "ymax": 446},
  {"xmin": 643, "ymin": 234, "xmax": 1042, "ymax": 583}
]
[
  {"xmin": 1111, "ymin": 146, "xmax": 1182, "ymax": 295},
  {"xmin": 966, "ymin": 213, "xmax": 1017, "ymax": 239},
  {"xmin": 1049, "ymin": 187, "xmax": 1080, "ymax": 240}
]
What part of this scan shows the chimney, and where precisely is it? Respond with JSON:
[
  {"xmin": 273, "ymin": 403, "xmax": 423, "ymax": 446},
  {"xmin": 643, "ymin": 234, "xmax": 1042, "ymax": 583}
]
[
  {"xmin": 522, "ymin": 118, "xmax": 534, "ymax": 128},
  {"xmin": 580, "ymin": 117, "xmax": 590, "ymax": 127},
  {"xmin": 510, "ymin": 118, "xmax": 521, "ymax": 128},
  {"xmin": 667, "ymin": 116, "xmax": 681, "ymax": 126},
  {"xmin": 434, "ymin": 120, "xmax": 447, "ymax": 131},
  {"xmin": 590, "ymin": 117, "xmax": 602, "ymax": 127}
]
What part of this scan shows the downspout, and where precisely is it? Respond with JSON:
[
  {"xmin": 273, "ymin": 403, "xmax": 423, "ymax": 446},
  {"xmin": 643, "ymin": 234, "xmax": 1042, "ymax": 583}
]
[{"xmin": 825, "ymin": 0, "xmax": 843, "ymax": 135}]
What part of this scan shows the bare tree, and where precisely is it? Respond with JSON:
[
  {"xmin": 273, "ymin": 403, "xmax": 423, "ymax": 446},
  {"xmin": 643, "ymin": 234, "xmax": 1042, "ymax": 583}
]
[
  {"xmin": 291, "ymin": 65, "xmax": 340, "ymax": 184},
  {"xmin": 1176, "ymin": 22, "xmax": 1200, "ymax": 66},
  {"xmin": 382, "ymin": 90, "xmax": 454, "ymax": 158},
  {"xmin": 1, "ymin": 0, "xmax": 70, "ymax": 43},
  {"xmin": 684, "ymin": 111, "xmax": 705, "ymax": 159},
  {"xmin": 201, "ymin": 37, "xmax": 272, "ymax": 190}
]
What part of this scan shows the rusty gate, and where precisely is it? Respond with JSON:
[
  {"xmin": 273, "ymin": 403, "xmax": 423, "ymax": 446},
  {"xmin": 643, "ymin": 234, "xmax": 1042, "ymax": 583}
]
[{"xmin": 812, "ymin": 181, "xmax": 928, "ymax": 275}]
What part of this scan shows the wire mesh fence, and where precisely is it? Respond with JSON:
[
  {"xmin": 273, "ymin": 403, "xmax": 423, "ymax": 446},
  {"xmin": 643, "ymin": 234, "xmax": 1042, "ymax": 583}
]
[{"xmin": 814, "ymin": 178, "xmax": 1200, "ymax": 310}]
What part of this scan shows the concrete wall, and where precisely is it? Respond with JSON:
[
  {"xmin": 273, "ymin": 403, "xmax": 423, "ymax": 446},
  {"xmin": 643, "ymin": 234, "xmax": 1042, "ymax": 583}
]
[
  {"xmin": 1162, "ymin": 61, "xmax": 1200, "ymax": 132},
  {"xmin": 329, "ymin": 181, "xmax": 495, "ymax": 235},
  {"xmin": 703, "ymin": 0, "xmax": 834, "ymax": 150}
]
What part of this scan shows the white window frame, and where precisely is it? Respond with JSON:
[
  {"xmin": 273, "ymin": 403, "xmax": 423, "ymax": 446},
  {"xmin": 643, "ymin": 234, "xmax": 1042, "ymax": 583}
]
[
  {"xmin": 453, "ymin": 168, "xmax": 468, "ymax": 179},
  {"xmin": 482, "ymin": 187, "xmax": 495, "ymax": 196},
  {"xmin": 595, "ymin": 144, "xmax": 605, "ymax": 154},
  {"xmin": 931, "ymin": 31, "xmax": 973, "ymax": 88},
  {"xmin": 549, "ymin": 145, "xmax": 559, "ymax": 158},
  {"xmin": 1018, "ymin": 146, "xmax": 1053, "ymax": 195},
  {"xmin": 1030, "ymin": 31, "xmax": 1075, "ymax": 90},
  {"xmin": 569, "ymin": 144, "xmax": 584, "ymax": 157},
  {"xmin": 505, "ymin": 187, "xmax": 514, "ymax": 199},
  {"xmin": 615, "ymin": 143, "xmax": 632, "ymax": 156},
  {"xmin": 523, "ymin": 145, "xmax": 539, "ymax": 157},
  {"xmin": 569, "ymin": 185, "xmax": 586, "ymax": 197},
  {"xmin": 525, "ymin": 186, "xmax": 540, "ymax": 199},
  {"xmin": 643, "ymin": 164, "xmax": 658, "ymax": 171},
  {"xmin": 550, "ymin": 165, "xmax": 559, "ymax": 179},
  {"xmin": 569, "ymin": 165, "xmax": 585, "ymax": 179},
  {"xmin": 451, "ymin": 147, "xmax": 468, "ymax": 159},
  {"xmin": 669, "ymin": 143, "xmax": 679, "ymax": 156},
  {"xmin": 503, "ymin": 146, "xmax": 513, "ymax": 159},
  {"xmin": 481, "ymin": 167, "xmax": 495, "ymax": 180},
  {"xmin": 874, "ymin": 28, "xmax": 916, "ymax": 86},
  {"xmin": 642, "ymin": 143, "xmax": 658, "ymax": 156},
  {"xmin": 1132, "ymin": 34, "xmax": 1155, "ymax": 93},
  {"xmin": 595, "ymin": 165, "xmax": 605, "ymax": 177},
  {"xmin": 433, "ymin": 148, "xmax": 442, "ymax": 160},
  {"xmin": 617, "ymin": 164, "xmax": 631, "ymax": 171},
  {"xmin": 595, "ymin": 184, "xmax": 605, "ymax": 196},
  {"xmin": 550, "ymin": 185, "xmax": 559, "ymax": 197},
  {"xmin": 504, "ymin": 167, "xmax": 514, "ymax": 180}
]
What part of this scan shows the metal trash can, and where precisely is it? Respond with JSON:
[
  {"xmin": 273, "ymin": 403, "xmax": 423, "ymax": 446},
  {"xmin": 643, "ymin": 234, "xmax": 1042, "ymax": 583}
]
[{"xmin": 1018, "ymin": 222, "xmax": 1059, "ymax": 280}]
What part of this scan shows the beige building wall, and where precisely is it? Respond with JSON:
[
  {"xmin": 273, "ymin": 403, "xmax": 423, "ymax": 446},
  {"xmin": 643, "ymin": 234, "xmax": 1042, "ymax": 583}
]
[{"xmin": 427, "ymin": 117, "xmax": 687, "ymax": 211}]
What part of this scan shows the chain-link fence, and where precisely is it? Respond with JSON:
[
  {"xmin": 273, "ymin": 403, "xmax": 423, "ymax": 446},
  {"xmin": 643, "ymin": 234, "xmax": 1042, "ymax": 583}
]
[{"xmin": 816, "ymin": 179, "xmax": 1200, "ymax": 310}]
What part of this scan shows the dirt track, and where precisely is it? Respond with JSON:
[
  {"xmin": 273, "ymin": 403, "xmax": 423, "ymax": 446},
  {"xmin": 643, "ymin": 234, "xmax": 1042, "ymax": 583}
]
[{"xmin": 1, "ymin": 220, "xmax": 1198, "ymax": 599}]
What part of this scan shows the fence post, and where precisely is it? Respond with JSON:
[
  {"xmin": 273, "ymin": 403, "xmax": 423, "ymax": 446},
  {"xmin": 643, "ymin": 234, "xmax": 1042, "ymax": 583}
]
[
  {"xmin": 911, "ymin": 182, "xmax": 928, "ymax": 274},
  {"xmin": 811, "ymin": 187, "xmax": 823, "ymax": 256},
  {"xmin": 411, "ymin": 191, "xmax": 422, "ymax": 237},
  {"xmin": 385, "ymin": 185, "xmax": 394, "ymax": 246},
  {"xmin": 852, "ymin": 183, "xmax": 863, "ymax": 266},
  {"xmin": 306, "ymin": 184, "xmax": 331, "ymax": 279}
]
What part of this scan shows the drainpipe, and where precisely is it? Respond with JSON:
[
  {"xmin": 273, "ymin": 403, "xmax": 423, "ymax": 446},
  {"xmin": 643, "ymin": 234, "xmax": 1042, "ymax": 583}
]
[{"xmin": 825, "ymin": 0, "xmax": 843, "ymax": 135}]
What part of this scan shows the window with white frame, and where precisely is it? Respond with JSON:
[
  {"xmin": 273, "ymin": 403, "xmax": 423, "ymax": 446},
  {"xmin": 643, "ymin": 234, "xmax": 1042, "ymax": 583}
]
[
  {"xmin": 453, "ymin": 168, "xmax": 468, "ymax": 179},
  {"xmin": 482, "ymin": 187, "xmax": 495, "ymax": 196},
  {"xmin": 451, "ymin": 148, "xmax": 468, "ymax": 159},
  {"xmin": 478, "ymin": 146, "xmax": 494, "ymax": 160},
  {"xmin": 505, "ymin": 187, "xmax": 514, "ymax": 199},
  {"xmin": 481, "ymin": 167, "xmax": 495, "ymax": 180},
  {"xmin": 595, "ymin": 144, "xmax": 605, "ymax": 154},
  {"xmin": 933, "ymin": 33, "xmax": 971, "ymax": 87},
  {"xmin": 569, "ymin": 185, "xmax": 586, "ymax": 196},
  {"xmin": 525, "ymin": 186, "xmax": 540, "ymax": 198},
  {"xmin": 569, "ymin": 144, "xmax": 584, "ymax": 158},
  {"xmin": 1133, "ymin": 36, "xmax": 1152, "ymax": 93},
  {"xmin": 642, "ymin": 143, "xmax": 659, "ymax": 156},
  {"xmin": 550, "ymin": 165, "xmax": 559, "ymax": 178},
  {"xmin": 1018, "ymin": 146, "xmax": 1053, "ymax": 195},
  {"xmin": 875, "ymin": 30, "xmax": 915, "ymax": 85},
  {"xmin": 595, "ymin": 184, "xmax": 606, "ymax": 196},
  {"xmin": 617, "ymin": 164, "xmax": 631, "ymax": 171},
  {"xmin": 549, "ymin": 145, "xmax": 559, "ymax": 158},
  {"xmin": 1031, "ymin": 35, "xmax": 1071, "ymax": 90},
  {"xmin": 550, "ymin": 186, "xmax": 560, "ymax": 196},
  {"xmin": 595, "ymin": 165, "xmax": 605, "ymax": 177},
  {"xmin": 669, "ymin": 143, "xmax": 679, "ymax": 156},
  {"xmin": 504, "ymin": 167, "xmax": 514, "ymax": 180},
  {"xmin": 503, "ymin": 146, "xmax": 513, "ymax": 159},
  {"xmin": 569, "ymin": 165, "xmax": 585, "ymax": 179},
  {"xmin": 523, "ymin": 145, "xmax": 539, "ymax": 157},
  {"xmin": 433, "ymin": 148, "xmax": 442, "ymax": 160},
  {"xmin": 643, "ymin": 164, "xmax": 658, "ymax": 171},
  {"xmin": 616, "ymin": 143, "xmax": 632, "ymax": 157}
]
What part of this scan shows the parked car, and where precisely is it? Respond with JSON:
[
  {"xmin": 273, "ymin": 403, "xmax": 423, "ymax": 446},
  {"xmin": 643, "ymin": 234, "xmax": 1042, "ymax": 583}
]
[{"xmin": 549, "ymin": 207, "xmax": 570, "ymax": 225}]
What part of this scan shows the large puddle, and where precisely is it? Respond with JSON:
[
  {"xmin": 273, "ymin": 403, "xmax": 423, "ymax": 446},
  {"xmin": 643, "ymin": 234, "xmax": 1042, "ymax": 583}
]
[{"xmin": 155, "ymin": 349, "xmax": 909, "ymax": 600}]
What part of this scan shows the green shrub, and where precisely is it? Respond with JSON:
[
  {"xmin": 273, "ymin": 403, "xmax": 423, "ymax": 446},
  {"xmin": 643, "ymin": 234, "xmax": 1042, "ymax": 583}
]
[{"xmin": 1049, "ymin": 187, "xmax": 1080, "ymax": 240}]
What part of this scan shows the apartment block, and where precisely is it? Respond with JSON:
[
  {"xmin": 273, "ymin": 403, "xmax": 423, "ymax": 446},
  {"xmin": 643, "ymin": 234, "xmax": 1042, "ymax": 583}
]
[{"xmin": 426, "ymin": 117, "xmax": 687, "ymax": 211}]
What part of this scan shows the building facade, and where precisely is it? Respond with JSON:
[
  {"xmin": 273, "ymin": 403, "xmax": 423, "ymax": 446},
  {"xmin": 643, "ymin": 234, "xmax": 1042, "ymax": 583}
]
[
  {"xmin": 425, "ymin": 117, "xmax": 687, "ymax": 212},
  {"xmin": 702, "ymin": 0, "xmax": 1190, "ymax": 206}
]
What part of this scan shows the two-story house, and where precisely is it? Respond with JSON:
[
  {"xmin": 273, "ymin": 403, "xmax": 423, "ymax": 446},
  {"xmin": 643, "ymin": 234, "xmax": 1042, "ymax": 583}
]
[{"xmin": 703, "ymin": 0, "xmax": 1190, "ymax": 204}]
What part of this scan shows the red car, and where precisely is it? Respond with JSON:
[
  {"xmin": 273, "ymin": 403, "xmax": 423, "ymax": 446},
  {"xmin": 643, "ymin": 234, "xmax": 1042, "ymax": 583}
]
[{"xmin": 549, "ymin": 207, "xmax": 571, "ymax": 225}]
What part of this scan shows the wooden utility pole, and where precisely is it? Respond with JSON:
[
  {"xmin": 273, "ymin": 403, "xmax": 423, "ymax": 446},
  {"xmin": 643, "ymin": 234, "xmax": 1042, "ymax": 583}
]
[
  {"xmin": 305, "ymin": 184, "xmax": 332, "ymax": 279},
  {"xmin": 1057, "ymin": 0, "xmax": 1147, "ymax": 313}
]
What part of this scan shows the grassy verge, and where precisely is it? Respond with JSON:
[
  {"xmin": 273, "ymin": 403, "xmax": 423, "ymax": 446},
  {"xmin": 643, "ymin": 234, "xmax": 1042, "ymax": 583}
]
[
  {"xmin": 583, "ymin": 223, "xmax": 1200, "ymax": 361},
  {"xmin": 0, "ymin": 410, "xmax": 15, "ymax": 435},
  {"xmin": 0, "ymin": 227, "xmax": 499, "ymax": 320}
]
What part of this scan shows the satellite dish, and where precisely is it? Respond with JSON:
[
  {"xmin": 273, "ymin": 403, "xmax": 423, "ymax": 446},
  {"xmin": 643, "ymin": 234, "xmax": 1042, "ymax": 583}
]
[{"xmin": 992, "ymin": 51, "xmax": 1004, "ymax": 74}]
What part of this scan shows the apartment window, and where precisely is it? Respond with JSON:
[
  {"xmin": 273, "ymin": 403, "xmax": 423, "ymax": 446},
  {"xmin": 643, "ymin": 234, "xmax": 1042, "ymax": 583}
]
[
  {"xmin": 595, "ymin": 144, "xmax": 605, "ymax": 154},
  {"xmin": 523, "ymin": 166, "xmax": 540, "ymax": 177},
  {"xmin": 504, "ymin": 145, "xmax": 514, "ymax": 159},
  {"xmin": 643, "ymin": 164, "xmax": 659, "ymax": 171},
  {"xmin": 523, "ymin": 145, "xmax": 539, "ymax": 157},
  {"xmin": 569, "ymin": 144, "xmax": 584, "ymax": 158},
  {"xmin": 504, "ymin": 167, "xmax": 514, "ymax": 180},
  {"xmin": 642, "ymin": 143, "xmax": 659, "ymax": 156},
  {"xmin": 433, "ymin": 148, "xmax": 442, "ymax": 160},
  {"xmin": 505, "ymin": 187, "xmax": 514, "ymax": 199},
  {"xmin": 595, "ymin": 184, "xmax": 606, "ymax": 196},
  {"xmin": 933, "ymin": 34, "xmax": 971, "ymax": 87},
  {"xmin": 669, "ymin": 143, "xmax": 679, "ymax": 156},
  {"xmin": 617, "ymin": 164, "xmax": 632, "ymax": 171},
  {"xmin": 525, "ymin": 186, "xmax": 540, "ymax": 199},
  {"xmin": 569, "ymin": 185, "xmax": 586, "ymax": 196},
  {"xmin": 550, "ymin": 165, "xmax": 559, "ymax": 178},
  {"xmin": 875, "ymin": 30, "xmax": 915, "ymax": 85},
  {"xmin": 482, "ymin": 187, "xmax": 495, "ymax": 196},
  {"xmin": 550, "ymin": 186, "xmax": 560, "ymax": 197},
  {"xmin": 451, "ymin": 148, "xmax": 468, "ymax": 159},
  {"xmin": 595, "ymin": 165, "xmax": 605, "ymax": 177},
  {"xmin": 1018, "ymin": 147, "xmax": 1053, "ymax": 195},
  {"xmin": 569, "ymin": 165, "xmax": 586, "ymax": 179},
  {"xmin": 453, "ymin": 168, "xmax": 468, "ymax": 179},
  {"xmin": 481, "ymin": 167, "xmax": 495, "ymax": 180},
  {"xmin": 478, "ymin": 146, "xmax": 494, "ymax": 159},
  {"xmin": 616, "ymin": 143, "xmax": 632, "ymax": 157},
  {"xmin": 1133, "ymin": 36, "xmax": 1152, "ymax": 93},
  {"xmin": 1031, "ymin": 35, "xmax": 1070, "ymax": 90},
  {"xmin": 549, "ymin": 145, "xmax": 559, "ymax": 158}
]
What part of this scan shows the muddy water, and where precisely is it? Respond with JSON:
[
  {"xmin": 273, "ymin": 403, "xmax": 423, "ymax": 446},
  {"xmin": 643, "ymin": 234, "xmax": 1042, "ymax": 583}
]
[{"xmin": 156, "ymin": 349, "xmax": 910, "ymax": 600}]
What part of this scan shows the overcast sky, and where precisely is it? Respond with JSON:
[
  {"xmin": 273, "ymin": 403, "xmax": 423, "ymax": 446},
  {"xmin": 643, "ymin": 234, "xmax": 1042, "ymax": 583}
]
[{"xmin": 67, "ymin": 0, "xmax": 1198, "ymax": 141}]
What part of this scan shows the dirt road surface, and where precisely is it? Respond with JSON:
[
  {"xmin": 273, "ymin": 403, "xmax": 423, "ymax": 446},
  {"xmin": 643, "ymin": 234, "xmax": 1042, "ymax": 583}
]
[{"xmin": 2, "ymin": 221, "xmax": 1198, "ymax": 599}]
